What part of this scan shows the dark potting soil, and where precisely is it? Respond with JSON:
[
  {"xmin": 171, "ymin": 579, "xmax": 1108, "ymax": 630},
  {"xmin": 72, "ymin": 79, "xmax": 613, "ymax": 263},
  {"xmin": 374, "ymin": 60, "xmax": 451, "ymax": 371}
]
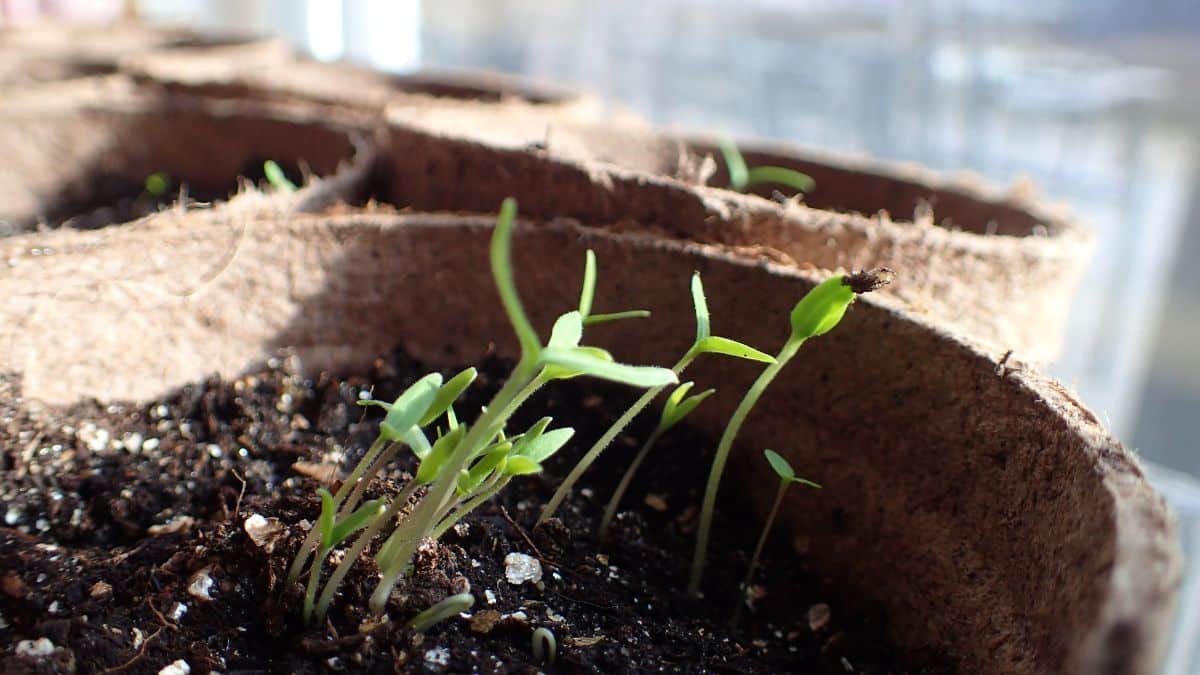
[
  {"xmin": 10, "ymin": 160, "xmax": 306, "ymax": 234},
  {"xmin": 0, "ymin": 347, "xmax": 930, "ymax": 674}
]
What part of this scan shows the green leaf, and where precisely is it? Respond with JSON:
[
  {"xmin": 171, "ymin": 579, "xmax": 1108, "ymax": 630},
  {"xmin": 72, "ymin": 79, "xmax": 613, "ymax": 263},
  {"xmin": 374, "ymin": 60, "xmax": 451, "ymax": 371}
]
[
  {"xmin": 359, "ymin": 373, "xmax": 443, "ymax": 442},
  {"xmin": 416, "ymin": 424, "xmax": 465, "ymax": 484},
  {"xmin": 659, "ymin": 384, "xmax": 714, "ymax": 432},
  {"xmin": 329, "ymin": 499, "xmax": 383, "ymax": 547},
  {"xmin": 539, "ymin": 346, "xmax": 613, "ymax": 381},
  {"xmin": 692, "ymin": 336, "xmax": 775, "ymax": 363},
  {"xmin": 517, "ymin": 427, "xmax": 574, "ymax": 463},
  {"xmin": 539, "ymin": 347, "xmax": 677, "ymax": 388},
  {"xmin": 744, "ymin": 165, "xmax": 814, "ymax": 194},
  {"xmin": 691, "ymin": 274, "xmax": 710, "ymax": 341},
  {"xmin": 510, "ymin": 417, "xmax": 552, "ymax": 456},
  {"xmin": 491, "ymin": 198, "xmax": 542, "ymax": 357},
  {"xmin": 548, "ymin": 311, "xmax": 584, "ymax": 349},
  {"xmin": 583, "ymin": 309, "xmax": 651, "ymax": 326},
  {"xmin": 401, "ymin": 426, "xmax": 432, "ymax": 460},
  {"xmin": 789, "ymin": 275, "xmax": 856, "ymax": 341},
  {"xmin": 578, "ymin": 250, "xmax": 597, "ymax": 319},
  {"xmin": 465, "ymin": 450, "xmax": 508, "ymax": 491},
  {"xmin": 503, "ymin": 455, "xmax": 543, "ymax": 476},
  {"xmin": 793, "ymin": 477, "xmax": 822, "ymax": 489},
  {"xmin": 263, "ymin": 160, "xmax": 297, "ymax": 192},
  {"xmin": 420, "ymin": 368, "xmax": 477, "ymax": 427},
  {"xmin": 764, "ymin": 449, "xmax": 794, "ymax": 481},
  {"xmin": 317, "ymin": 488, "xmax": 336, "ymax": 550},
  {"xmin": 719, "ymin": 137, "xmax": 749, "ymax": 192}
]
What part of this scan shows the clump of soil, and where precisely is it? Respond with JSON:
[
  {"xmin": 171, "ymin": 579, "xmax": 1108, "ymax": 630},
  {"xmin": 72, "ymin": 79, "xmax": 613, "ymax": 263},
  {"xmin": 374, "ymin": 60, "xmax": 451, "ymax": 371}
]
[{"xmin": 0, "ymin": 347, "xmax": 924, "ymax": 673}]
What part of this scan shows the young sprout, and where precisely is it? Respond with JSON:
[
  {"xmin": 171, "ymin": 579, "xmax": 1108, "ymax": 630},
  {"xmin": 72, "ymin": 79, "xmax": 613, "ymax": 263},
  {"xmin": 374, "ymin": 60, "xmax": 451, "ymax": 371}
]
[
  {"xmin": 408, "ymin": 592, "xmax": 474, "ymax": 634},
  {"xmin": 290, "ymin": 198, "xmax": 680, "ymax": 622},
  {"xmin": 531, "ymin": 627, "xmax": 558, "ymax": 665},
  {"xmin": 539, "ymin": 273, "xmax": 774, "ymax": 525},
  {"xmin": 732, "ymin": 449, "xmax": 819, "ymax": 627},
  {"xmin": 719, "ymin": 137, "xmax": 815, "ymax": 195},
  {"xmin": 688, "ymin": 269, "xmax": 893, "ymax": 595},
  {"xmin": 263, "ymin": 159, "xmax": 297, "ymax": 192},
  {"xmin": 143, "ymin": 171, "xmax": 171, "ymax": 198},
  {"xmin": 598, "ymin": 381, "xmax": 714, "ymax": 537},
  {"xmin": 302, "ymin": 488, "xmax": 383, "ymax": 623}
]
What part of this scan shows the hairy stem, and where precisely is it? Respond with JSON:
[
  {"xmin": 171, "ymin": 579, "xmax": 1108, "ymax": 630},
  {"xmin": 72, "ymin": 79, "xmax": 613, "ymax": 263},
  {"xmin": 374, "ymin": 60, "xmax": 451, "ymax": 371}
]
[
  {"xmin": 539, "ymin": 354, "xmax": 693, "ymax": 525},
  {"xmin": 312, "ymin": 479, "xmax": 420, "ymax": 621},
  {"xmin": 689, "ymin": 337, "xmax": 803, "ymax": 595},
  {"xmin": 369, "ymin": 357, "xmax": 540, "ymax": 614},
  {"xmin": 286, "ymin": 436, "xmax": 388, "ymax": 586},
  {"xmin": 430, "ymin": 476, "xmax": 510, "ymax": 541},
  {"xmin": 598, "ymin": 427, "xmax": 663, "ymax": 537},
  {"xmin": 732, "ymin": 479, "xmax": 789, "ymax": 628}
]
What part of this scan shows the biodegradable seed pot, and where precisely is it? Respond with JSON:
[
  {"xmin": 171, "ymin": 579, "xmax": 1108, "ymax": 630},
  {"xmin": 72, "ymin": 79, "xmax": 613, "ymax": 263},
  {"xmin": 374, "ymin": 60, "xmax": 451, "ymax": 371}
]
[
  {"xmin": 373, "ymin": 110, "xmax": 1088, "ymax": 363},
  {"xmin": 0, "ymin": 75, "xmax": 370, "ymax": 234},
  {"xmin": 0, "ymin": 208, "xmax": 1179, "ymax": 674}
]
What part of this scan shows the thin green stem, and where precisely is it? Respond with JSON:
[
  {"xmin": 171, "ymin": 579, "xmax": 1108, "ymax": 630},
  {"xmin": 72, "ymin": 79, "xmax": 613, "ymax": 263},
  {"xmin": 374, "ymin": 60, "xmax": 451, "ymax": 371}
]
[
  {"xmin": 430, "ymin": 476, "xmax": 511, "ymax": 541},
  {"xmin": 732, "ymin": 479, "xmax": 789, "ymax": 628},
  {"xmin": 312, "ymin": 479, "xmax": 420, "ymax": 621},
  {"xmin": 689, "ymin": 337, "xmax": 804, "ymax": 596},
  {"xmin": 369, "ymin": 357, "xmax": 540, "ymax": 614},
  {"xmin": 539, "ymin": 354, "xmax": 694, "ymax": 525},
  {"xmin": 599, "ymin": 428, "xmax": 663, "ymax": 538},
  {"xmin": 286, "ymin": 436, "xmax": 389, "ymax": 586},
  {"xmin": 303, "ymin": 543, "xmax": 331, "ymax": 623}
]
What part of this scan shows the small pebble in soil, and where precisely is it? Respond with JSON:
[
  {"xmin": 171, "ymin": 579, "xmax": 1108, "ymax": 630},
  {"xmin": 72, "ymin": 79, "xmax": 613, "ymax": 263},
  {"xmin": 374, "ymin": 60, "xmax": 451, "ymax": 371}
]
[
  {"xmin": 158, "ymin": 659, "xmax": 190, "ymax": 675},
  {"xmin": 244, "ymin": 513, "xmax": 286, "ymax": 551},
  {"xmin": 90, "ymin": 581, "xmax": 113, "ymax": 600},
  {"xmin": 504, "ymin": 553, "xmax": 542, "ymax": 585},
  {"xmin": 16, "ymin": 638, "xmax": 56, "ymax": 657},
  {"xmin": 808, "ymin": 603, "xmax": 832, "ymax": 632},
  {"xmin": 188, "ymin": 569, "xmax": 215, "ymax": 601},
  {"xmin": 424, "ymin": 647, "xmax": 451, "ymax": 669}
]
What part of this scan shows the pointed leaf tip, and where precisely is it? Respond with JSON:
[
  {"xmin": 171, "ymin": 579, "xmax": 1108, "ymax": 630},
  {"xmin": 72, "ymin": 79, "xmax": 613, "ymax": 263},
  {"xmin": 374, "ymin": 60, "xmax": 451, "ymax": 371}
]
[{"xmin": 764, "ymin": 449, "xmax": 795, "ymax": 481}]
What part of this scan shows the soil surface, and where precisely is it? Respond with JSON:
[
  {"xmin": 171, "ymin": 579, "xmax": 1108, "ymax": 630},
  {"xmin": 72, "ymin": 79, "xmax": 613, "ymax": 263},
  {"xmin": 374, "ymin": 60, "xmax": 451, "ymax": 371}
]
[
  {"xmin": 0, "ymin": 347, "xmax": 933, "ymax": 673},
  {"xmin": 7, "ymin": 160, "xmax": 304, "ymax": 235}
]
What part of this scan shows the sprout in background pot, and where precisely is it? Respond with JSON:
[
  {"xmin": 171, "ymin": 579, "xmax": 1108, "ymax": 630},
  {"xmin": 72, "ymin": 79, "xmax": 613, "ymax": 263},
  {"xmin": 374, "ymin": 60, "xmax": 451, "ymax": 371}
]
[
  {"xmin": 689, "ymin": 269, "xmax": 893, "ymax": 595},
  {"xmin": 719, "ymin": 137, "xmax": 814, "ymax": 196},
  {"xmin": 733, "ymin": 449, "xmax": 820, "ymax": 627},
  {"xmin": 598, "ymin": 381, "xmax": 714, "ymax": 538}
]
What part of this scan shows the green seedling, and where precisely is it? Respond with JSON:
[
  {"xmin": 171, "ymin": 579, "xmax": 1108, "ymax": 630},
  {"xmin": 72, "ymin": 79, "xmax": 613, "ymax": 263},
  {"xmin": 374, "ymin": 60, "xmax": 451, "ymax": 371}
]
[
  {"xmin": 719, "ymin": 137, "xmax": 815, "ymax": 195},
  {"xmin": 302, "ymin": 489, "xmax": 383, "ymax": 623},
  {"xmin": 289, "ymin": 198, "xmax": 678, "ymax": 621},
  {"xmin": 143, "ymin": 171, "xmax": 171, "ymax": 198},
  {"xmin": 688, "ymin": 269, "xmax": 892, "ymax": 595},
  {"xmin": 599, "ymin": 381, "xmax": 714, "ymax": 537},
  {"xmin": 732, "ymin": 449, "xmax": 820, "ymax": 627},
  {"xmin": 408, "ymin": 592, "xmax": 474, "ymax": 634},
  {"xmin": 539, "ymin": 272, "xmax": 775, "ymax": 525},
  {"xmin": 531, "ymin": 627, "xmax": 557, "ymax": 665},
  {"xmin": 263, "ymin": 159, "xmax": 297, "ymax": 192}
]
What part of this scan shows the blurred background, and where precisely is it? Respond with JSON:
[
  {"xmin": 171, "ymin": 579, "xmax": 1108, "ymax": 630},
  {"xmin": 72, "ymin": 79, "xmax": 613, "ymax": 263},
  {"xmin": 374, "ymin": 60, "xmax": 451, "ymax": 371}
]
[{"xmin": 4, "ymin": 0, "xmax": 1199, "ymax": 670}]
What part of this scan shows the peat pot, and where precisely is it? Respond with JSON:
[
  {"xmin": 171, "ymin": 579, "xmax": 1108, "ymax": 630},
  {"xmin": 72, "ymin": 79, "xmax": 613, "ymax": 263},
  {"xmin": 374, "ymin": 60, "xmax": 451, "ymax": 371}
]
[{"xmin": 0, "ymin": 208, "xmax": 1178, "ymax": 674}]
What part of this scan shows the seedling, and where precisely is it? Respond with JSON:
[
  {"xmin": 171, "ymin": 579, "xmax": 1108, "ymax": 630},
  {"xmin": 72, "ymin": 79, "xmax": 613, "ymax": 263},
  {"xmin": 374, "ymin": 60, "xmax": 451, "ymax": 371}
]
[
  {"xmin": 719, "ymin": 137, "xmax": 815, "ymax": 195},
  {"xmin": 539, "ymin": 272, "xmax": 775, "ymax": 525},
  {"xmin": 408, "ymin": 592, "xmax": 474, "ymax": 634},
  {"xmin": 263, "ymin": 159, "xmax": 297, "ymax": 192},
  {"xmin": 598, "ymin": 381, "xmax": 714, "ymax": 537},
  {"xmin": 301, "ymin": 488, "xmax": 383, "ymax": 623},
  {"xmin": 688, "ymin": 269, "xmax": 892, "ymax": 595},
  {"xmin": 732, "ymin": 450, "xmax": 819, "ymax": 626},
  {"xmin": 531, "ymin": 627, "xmax": 557, "ymax": 665},
  {"xmin": 288, "ymin": 198, "xmax": 677, "ymax": 621},
  {"xmin": 143, "ymin": 171, "xmax": 171, "ymax": 198}
]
